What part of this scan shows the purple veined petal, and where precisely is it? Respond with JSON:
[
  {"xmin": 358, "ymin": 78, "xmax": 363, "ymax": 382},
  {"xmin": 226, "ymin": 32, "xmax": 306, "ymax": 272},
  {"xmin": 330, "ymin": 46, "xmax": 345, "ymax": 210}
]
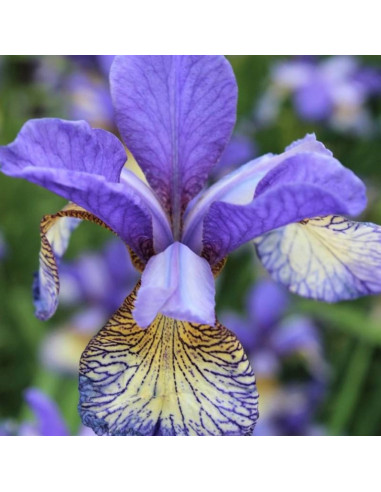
[
  {"xmin": 0, "ymin": 118, "xmax": 125, "ymax": 181},
  {"xmin": 22, "ymin": 388, "xmax": 69, "ymax": 436},
  {"xmin": 202, "ymin": 146, "xmax": 367, "ymax": 263},
  {"xmin": 183, "ymin": 134, "xmax": 335, "ymax": 254},
  {"xmin": 255, "ymin": 215, "xmax": 381, "ymax": 302},
  {"xmin": 0, "ymin": 119, "xmax": 155, "ymax": 259},
  {"xmin": 120, "ymin": 168, "xmax": 173, "ymax": 252},
  {"xmin": 110, "ymin": 55, "xmax": 237, "ymax": 234},
  {"xmin": 246, "ymin": 279, "xmax": 290, "ymax": 330},
  {"xmin": 133, "ymin": 241, "xmax": 215, "ymax": 328}
]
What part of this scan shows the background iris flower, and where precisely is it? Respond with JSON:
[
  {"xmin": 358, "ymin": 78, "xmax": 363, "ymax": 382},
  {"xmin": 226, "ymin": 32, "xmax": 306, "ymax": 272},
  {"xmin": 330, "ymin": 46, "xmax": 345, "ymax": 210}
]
[
  {"xmin": 2, "ymin": 55, "xmax": 381, "ymax": 436},
  {"xmin": 221, "ymin": 279, "xmax": 327, "ymax": 435},
  {"xmin": 255, "ymin": 56, "xmax": 381, "ymax": 135},
  {"xmin": 41, "ymin": 238, "xmax": 139, "ymax": 375}
]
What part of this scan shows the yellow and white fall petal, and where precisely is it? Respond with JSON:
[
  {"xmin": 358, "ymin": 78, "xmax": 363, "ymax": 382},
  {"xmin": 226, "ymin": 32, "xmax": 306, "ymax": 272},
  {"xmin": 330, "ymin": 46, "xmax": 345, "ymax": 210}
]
[
  {"xmin": 255, "ymin": 215, "xmax": 381, "ymax": 301},
  {"xmin": 79, "ymin": 284, "xmax": 259, "ymax": 436}
]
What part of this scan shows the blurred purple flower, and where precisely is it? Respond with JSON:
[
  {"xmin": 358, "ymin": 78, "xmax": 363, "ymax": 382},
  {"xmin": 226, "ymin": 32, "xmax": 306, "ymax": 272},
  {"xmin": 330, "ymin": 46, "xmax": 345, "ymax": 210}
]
[
  {"xmin": 41, "ymin": 239, "xmax": 139, "ymax": 375},
  {"xmin": 221, "ymin": 279, "xmax": 326, "ymax": 379},
  {"xmin": 0, "ymin": 388, "xmax": 95, "ymax": 436},
  {"xmin": 221, "ymin": 278, "xmax": 328, "ymax": 436},
  {"xmin": 0, "ymin": 388, "xmax": 96, "ymax": 436},
  {"xmin": 59, "ymin": 238, "xmax": 138, "ymax": 313},
  {"xmin": 210, "ymin": 133, "xmax": 257, "ymax": 181},
  {"xmin": 1, "ymin": 56, "xmax": 381, "ymax": 436},
  {"xmin": 65, "ymin": 71, "xmax": 114, "ymax": 129},
  {"xmin": 64, "ymin": 56, "xmax": 115, "ymax": 129},
  {"xmin": 254, "ymin": 381, "xmax": 326, "ymax": 436},
  {"xmin": 18, "ymin": 388, "xmax": 69, "ymax": 436},
  {"xmin": 256, "ymin": 56, "xmax": 381, "ymax": 135}
]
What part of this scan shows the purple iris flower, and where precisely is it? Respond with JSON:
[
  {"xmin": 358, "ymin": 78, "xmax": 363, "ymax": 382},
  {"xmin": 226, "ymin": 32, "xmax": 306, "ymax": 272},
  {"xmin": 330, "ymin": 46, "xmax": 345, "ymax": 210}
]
[
  {"xmin": 1, "ymin": 56, "xmax": 381, "ymax": 436},
  {"xmin": 221, "ymin": 279, "xmax": 326, "ymax": 379},
  {"xmin": 221, "ymin": 279, "xmax": 327, "ymax": 435},
  {"xmin": 256, "ymin": 56, "xmax": 381, "ymax": 134}
]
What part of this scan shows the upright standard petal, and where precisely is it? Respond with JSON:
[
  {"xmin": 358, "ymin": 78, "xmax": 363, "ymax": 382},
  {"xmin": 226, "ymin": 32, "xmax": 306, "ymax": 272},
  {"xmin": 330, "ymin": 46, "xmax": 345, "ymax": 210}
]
[
  {"xmin": 202, "ymin": 149, "xmax": 367, "ymax": 263},
  {"xmin": 255, "ymin": 215, "xmax": 381, "ymax": 301},
  {"xmin": 133, "ymin": 242, "xmax": 215, "ymax": 328},
  {"xmin": 110, "ymin": 55, "xmax": 237, "ymax": 235},
  {"xmin": 0, "ymin": 119, "xmax": 155, "ymax": 259},
  {"xmin": 79, "ymin": 285, "xmax": 258, "ymax": 436}
]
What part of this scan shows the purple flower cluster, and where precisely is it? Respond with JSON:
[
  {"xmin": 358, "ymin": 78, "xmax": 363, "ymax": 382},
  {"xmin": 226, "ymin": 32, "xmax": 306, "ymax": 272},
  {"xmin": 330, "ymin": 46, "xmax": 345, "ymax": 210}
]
[{"xmin": 256, "ymin": 56, "xmax": 381, "ymax": 135}]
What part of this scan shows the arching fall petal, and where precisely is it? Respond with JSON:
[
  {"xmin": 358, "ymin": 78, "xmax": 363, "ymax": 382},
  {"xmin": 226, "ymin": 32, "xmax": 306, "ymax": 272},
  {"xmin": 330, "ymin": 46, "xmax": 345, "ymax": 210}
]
[
  {"xmin": 33, "ymin": 203, "xmax": 114, "ymax": 321},
  {"xmin": 255, "ymin": 215, "xmax": 381, "ymax": 301},
  {"xmin": 79, "ymin": 286, "xmax": 258, "ymax": 436},
  {"xmin": 183, "ymin": 134, "xmax": 363, "ymax": 255},
  {"xmin": 202, "ymin": 150, "xmax": 366, "ymax": 263},
  {"xmin": 0, "ymin": 118, "xmax": 154, "ymax": 260}
]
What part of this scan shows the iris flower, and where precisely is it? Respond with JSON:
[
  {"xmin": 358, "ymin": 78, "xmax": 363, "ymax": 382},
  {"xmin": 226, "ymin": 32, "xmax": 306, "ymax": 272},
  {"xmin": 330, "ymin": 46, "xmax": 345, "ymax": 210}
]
[
  {"xmin": 2, "ymin": 56, "xmax": 381, "ymax": 436},
  {"xmin": 221, "ymin": 279, "xmax": 327, "ymax": 435},
  {"xmin": 256, "ymin": 56, "xmax": 381, "ymax": 135},
  {"xmin": 222, "ymin": 279, "xmax": 326, "ymax": 379}
]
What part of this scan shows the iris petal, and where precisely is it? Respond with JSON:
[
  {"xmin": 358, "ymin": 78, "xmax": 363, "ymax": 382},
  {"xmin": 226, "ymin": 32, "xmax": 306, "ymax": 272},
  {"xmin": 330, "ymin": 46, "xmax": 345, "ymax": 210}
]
[
  {"xmin": 202, "ymin": 148, "xmax": 366, "ymax": 263},
  {"xmin": 110, "ymin": 56, "xmax": 237, "ymax": 227},
  {"xmin": 133, "ymin": 242, "xmax": 215, "ymax": 328},
  {"xmin": 79, "ymin": 285, "xmax": 258, "ymax": 436},
  {"xmin": 0, "ymin": 118, "xmax": 154, "ymax": 260},
  {"xmin": 33, "ymin": 203, "xmax": 113, "ymax": 321},
  {"xmin": 183, "ymin": 134, "xmax": 346, "ymax": 254},
  {"xmin": 255, "ymin": 215, "xmax": 381, "ymax": 301}
]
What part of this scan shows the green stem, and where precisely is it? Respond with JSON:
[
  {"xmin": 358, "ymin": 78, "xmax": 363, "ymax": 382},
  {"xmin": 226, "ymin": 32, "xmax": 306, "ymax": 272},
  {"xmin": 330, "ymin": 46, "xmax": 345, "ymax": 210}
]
[
  {"xmin": 329, "ymin": 342, "xmax": 373, "ymax": 435},
  {"xmin": 297, "ymin": 300, "xmax": 381, "ymax": 345}
]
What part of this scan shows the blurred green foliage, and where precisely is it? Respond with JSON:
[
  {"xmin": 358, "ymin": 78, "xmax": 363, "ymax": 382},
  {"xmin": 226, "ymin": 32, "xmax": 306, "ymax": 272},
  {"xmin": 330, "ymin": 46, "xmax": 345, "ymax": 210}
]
[{"xmin": 1, "ymin": 55, "xmax": 381, "ymax": 435}]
